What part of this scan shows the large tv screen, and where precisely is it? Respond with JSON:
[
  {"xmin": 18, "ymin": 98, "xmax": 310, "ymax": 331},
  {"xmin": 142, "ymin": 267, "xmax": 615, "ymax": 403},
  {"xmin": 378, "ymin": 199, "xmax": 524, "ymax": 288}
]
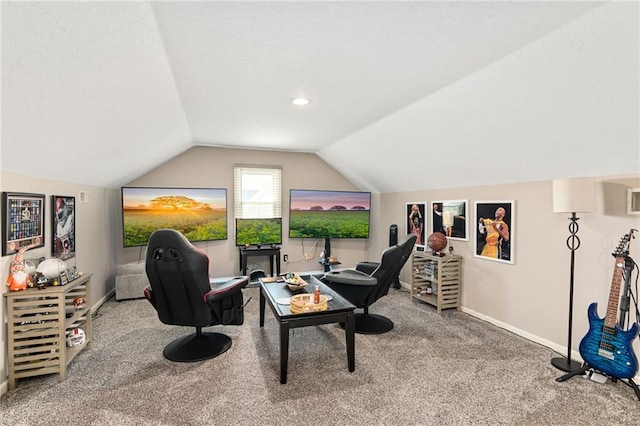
[
  {"xmin": 121, "ymin": 187, "xmax": 227, "ymax": 248},
  {"xmin": 235, "ymin": 218, "xmax": 282, "ymax": 247},
  {"xmin": 289, "ymin": 189, "xmax": 371, "ymax": 239}
]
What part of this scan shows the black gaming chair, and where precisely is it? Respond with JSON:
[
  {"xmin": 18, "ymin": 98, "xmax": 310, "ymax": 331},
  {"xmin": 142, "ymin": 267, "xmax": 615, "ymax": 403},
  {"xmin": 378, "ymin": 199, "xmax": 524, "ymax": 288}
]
[
  {"xmin": 144, "ymin": 229, "xmax": 249, "ymax": 362},
  {"xmin": 355, "ymin": 233, "xmax": 417, "ymax": 292},
  {"xmin": 322, "ymin": 234, "xmax": 416, "ymax": 334}
]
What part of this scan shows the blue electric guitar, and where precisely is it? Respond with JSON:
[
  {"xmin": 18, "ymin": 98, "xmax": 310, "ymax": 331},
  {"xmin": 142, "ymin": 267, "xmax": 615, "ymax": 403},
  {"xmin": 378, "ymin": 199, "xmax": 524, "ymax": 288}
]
[{"xmin": 578, "ymin": 229, "xmax": 638, "ymax": 379}]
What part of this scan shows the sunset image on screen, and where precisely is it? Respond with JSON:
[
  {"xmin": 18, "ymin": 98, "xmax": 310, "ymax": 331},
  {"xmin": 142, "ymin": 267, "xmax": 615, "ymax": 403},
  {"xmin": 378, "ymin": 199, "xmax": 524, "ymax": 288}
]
[{"xmin": 122, "ymin": 187, "xmax": 227, "ymax": 247}]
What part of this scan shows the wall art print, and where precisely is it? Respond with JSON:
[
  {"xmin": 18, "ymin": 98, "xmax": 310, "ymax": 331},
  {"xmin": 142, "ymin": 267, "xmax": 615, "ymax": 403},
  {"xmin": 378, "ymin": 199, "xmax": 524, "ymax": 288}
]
[
  {"xmin": 52, "ymin": 195, "xmax": 75, "ymax": 259},
  {"xmin": 430, "ymin": 200, "xmax": 469, "ymax": 241},
  {"xmin": 406, "ymin": 202, "xmax": 426, "ymax": 247},
  {"xmin": 2, "ymin": 192, "xmax": 46, "ymax": 256},
  {"xmin": 474, "ymin": 200, "xmax": 515, "ymax": 264}
]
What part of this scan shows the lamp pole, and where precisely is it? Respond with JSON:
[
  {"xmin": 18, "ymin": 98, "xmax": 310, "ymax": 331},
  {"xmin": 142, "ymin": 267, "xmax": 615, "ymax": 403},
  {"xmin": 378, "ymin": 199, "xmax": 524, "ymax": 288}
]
[{"xmin": 551, "ymin": 212, "xmax": 583, "ymax": 372}]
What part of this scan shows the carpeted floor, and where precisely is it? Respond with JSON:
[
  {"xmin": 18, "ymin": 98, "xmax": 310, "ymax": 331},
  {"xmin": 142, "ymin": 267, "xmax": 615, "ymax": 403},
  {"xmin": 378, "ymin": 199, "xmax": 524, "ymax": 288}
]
[{"xmin": 1, "ymin": 286, "xmax": 639, "ymax": 425}]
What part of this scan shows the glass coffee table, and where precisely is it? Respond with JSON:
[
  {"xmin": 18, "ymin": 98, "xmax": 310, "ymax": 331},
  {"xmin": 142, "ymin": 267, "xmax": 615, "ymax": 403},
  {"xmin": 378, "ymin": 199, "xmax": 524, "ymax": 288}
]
[{"xmin": 259, "ymin": 274, "xmax": 356, "ymax": 384}]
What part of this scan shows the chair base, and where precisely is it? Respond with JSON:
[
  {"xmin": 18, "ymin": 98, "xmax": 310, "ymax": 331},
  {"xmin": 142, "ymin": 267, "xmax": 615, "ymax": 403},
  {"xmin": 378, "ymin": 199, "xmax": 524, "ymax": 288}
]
[
  {"xmin": 341, "ymin": 313, "xmax": 394, "ymax": 334},
  {"xmin": 163, "ymin": 331, "xmax": 232, "ymax": 362}
]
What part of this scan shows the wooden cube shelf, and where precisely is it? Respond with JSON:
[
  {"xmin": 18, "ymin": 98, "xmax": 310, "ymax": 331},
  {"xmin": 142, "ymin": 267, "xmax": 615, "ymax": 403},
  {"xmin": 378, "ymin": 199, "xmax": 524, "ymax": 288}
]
[
  {"xmin": 4, "ymin": 273, "xmax": 92, "ymax": 390},
  {"xmin": 411, "ymin": 252, "xmax": 461, "ymax": 314}
]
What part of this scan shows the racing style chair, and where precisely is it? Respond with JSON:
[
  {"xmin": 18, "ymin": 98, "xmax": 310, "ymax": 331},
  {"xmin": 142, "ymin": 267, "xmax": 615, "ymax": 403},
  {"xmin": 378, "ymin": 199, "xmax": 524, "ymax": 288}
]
[
  {"xmin": 322, "ymin": 234, "xmax": 417, "ymax": 334},
  {"xmin": 144, "ymin": 229, "xmax": 249, "ymax": 362},
  {"xmin": 354, "ymin": 233, "xmax": 417, "ymax": 291}
]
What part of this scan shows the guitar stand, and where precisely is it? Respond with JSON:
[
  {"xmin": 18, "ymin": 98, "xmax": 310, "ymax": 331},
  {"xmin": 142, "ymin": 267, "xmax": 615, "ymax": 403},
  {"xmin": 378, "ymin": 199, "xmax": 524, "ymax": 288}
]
[{"xmin": 556, "ymin": 363, "xmax": 640, "ymax": 401}]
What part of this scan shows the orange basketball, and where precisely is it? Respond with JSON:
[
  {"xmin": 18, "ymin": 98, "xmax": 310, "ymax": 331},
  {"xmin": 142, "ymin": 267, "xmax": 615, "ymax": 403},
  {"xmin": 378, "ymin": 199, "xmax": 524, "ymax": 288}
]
[{"xmin": 427, "ymin": 232, "xmax": 447, "ymax": 252}]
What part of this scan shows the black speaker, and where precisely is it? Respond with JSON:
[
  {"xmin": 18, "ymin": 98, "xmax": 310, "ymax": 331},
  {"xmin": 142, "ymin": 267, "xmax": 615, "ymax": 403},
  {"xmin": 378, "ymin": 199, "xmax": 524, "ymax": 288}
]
[
  {"xmin": 389, "ymin": 224, "xmax": 400, "ymax": 289},
  {"xmin": 389, "ymin": 224, "xmax": 398, "ymax": 246}
]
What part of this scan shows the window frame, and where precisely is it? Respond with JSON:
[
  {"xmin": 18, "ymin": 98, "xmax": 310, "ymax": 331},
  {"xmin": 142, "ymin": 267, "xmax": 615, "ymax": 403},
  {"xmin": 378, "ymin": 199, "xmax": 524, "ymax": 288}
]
[{"xmin": 233, "ymin": 165, "xmax": 282, "ymax": 219}]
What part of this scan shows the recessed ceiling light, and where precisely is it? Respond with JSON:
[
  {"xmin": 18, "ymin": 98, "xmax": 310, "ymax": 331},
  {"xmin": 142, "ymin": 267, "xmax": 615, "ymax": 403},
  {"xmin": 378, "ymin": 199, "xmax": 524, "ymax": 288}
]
[{"xmin": 291, "ymin": 97, "xmax": 311, "ymax": 106}]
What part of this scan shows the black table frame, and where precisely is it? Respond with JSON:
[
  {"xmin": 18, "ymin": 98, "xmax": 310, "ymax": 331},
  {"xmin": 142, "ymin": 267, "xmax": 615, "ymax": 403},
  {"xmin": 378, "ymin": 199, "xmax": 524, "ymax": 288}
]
[
  {"xmin": 239, "ymin": 246, "xmax": 281, "ymax": 277},
  {"xmin": 259, "ymin": 275, "xmax": 356, "ymax": 384}
]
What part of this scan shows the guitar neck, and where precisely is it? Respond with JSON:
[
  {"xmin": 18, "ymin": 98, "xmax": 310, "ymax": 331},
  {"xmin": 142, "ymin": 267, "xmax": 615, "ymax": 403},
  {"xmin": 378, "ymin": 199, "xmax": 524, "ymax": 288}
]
[{"xmin": 604, "ymin": 256, "xmax": 625, "ymax": 329}]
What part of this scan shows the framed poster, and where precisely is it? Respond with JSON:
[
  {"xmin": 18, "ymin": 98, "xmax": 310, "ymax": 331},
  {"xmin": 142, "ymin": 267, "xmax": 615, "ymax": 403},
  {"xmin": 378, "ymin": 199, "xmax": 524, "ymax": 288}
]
[
  {"xmin": 52, "ymin": 195, "xmax": 75, "ymax": 259},
  {"xmin": 474, "ymin": 200, "xmax": 515, "ymax": 264},
  {"xmin": 406, "ymin": 202, "xmax": 426, "ymax": 248},
  {"xmin": 431, "ymin": 200, "xmax": 469, "ymax": 241},
  {"xmin": 2, "ymin": 192, "xmax": 46, "ymax": 256}
]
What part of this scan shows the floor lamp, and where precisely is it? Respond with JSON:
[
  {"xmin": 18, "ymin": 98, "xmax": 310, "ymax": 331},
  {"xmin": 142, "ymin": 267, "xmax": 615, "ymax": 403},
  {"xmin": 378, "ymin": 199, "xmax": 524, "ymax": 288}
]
[{"xmin": 551, "ymin": 177, "xmax": 596, "ymax": 373}]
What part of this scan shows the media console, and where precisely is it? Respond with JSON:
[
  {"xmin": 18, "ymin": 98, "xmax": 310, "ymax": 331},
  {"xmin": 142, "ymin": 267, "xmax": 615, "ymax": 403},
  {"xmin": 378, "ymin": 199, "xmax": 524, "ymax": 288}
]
[{"xmin": 239, "ymin": 246, "xmax": 281, "ymax": 279}]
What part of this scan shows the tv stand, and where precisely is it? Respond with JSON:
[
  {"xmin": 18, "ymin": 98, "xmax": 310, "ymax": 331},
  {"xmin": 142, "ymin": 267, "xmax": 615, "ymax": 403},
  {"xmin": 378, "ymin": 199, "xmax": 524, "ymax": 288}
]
[
  {"xmin": 239, "ymin": 246, "xmax": 281, "ymax": 278},
  {"xmin": 319, "ymin": 238, "xmax": 341, "ymax": 272}
]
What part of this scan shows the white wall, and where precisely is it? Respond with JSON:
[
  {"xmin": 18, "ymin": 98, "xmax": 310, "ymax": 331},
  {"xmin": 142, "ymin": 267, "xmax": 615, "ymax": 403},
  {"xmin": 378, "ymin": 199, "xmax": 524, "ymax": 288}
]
[
  {"xmin": 386, "ymin": 174, "xmax": 640, "ymax": 366},
  {"xmin": 0, "ymin": 147, "xmax": 373, "ymax": 394},
  {"xmin": 120, "ymin": 145, "xmax": 640, "ymax": 367},
  {"xmin": 118, "ymin": 146, "xmax": 376, "ymax": 277},
  {"xmin": 0, "ymin": 172, "xmax": 118, "ymax": 393},
  {"xmin": 2, "ymin": 155, "xmax": 639, "ymax": 394}
]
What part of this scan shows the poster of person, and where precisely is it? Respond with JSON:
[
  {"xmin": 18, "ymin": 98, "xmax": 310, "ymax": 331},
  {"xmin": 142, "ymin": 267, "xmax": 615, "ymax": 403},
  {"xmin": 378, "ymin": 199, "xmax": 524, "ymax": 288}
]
[
  {"xmin": 431, "ymin": 200, "xmax": 468, "ymax": 241},
  {"xmin": 406, "ymin": 202, "xmax": 426, "ymax": 248},
  {"xmin": 475, "ymin": 201, "xmax": 514, "ymax": 264},
  {"xmin": 52, "ymin": 195, "xmax": 75, "ymax": 258}
]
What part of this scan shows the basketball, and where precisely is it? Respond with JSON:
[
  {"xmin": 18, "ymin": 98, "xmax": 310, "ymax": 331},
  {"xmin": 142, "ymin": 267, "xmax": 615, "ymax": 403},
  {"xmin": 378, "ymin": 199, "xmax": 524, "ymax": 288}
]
[{"xmin": 427, "ymin": 232, "xmax": 447, "ymax": 252}]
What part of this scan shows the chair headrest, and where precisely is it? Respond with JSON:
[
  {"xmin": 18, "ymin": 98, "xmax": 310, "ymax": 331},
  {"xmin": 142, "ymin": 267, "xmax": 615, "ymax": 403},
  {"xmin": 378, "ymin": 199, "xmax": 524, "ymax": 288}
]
[
  {"xmin": 146, "ymin": 229, "xmax": 209, "ymax": 270},
  {"xmin": 399, "ymin": 233, "xmax": 418, "ymax": 249},
  {"xmin": 148, "ymin": 229, "xmax": 194, "ymax": 250}
]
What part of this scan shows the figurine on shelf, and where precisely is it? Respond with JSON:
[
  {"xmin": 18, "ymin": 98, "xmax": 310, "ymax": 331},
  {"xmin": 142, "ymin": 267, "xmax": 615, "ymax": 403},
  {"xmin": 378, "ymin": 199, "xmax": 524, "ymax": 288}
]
[
  {"xmin": 6, "ymin": 244, "xmax": 35, "ymax": 291},
  {"xmin": 73, "ymin": 296, "xmax": 86, "ymax": 310},
  {"xmin": 33, "ymin": 273, "xmax": 50, "ymax": 290}
]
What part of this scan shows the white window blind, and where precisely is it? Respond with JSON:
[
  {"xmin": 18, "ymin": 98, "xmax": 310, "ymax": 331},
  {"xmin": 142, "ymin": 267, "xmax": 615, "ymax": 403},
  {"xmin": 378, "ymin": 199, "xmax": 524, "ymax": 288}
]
[{"xmin": 234, "ymin": 165, "xmax": 282, "ymax": 218}]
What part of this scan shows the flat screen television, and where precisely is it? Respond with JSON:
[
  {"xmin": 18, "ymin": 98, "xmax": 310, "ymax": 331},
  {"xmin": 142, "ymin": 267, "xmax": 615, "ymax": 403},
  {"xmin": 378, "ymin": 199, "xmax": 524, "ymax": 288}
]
[
  {"xmin": 289, "ymin": 189, "xmax": 371, "ymax": 239},
  {"xmin": 121, "ymin": 187, "xmax": 227, "ymax": 248},
  {"xmin": 235, "ymin": 218, "xmax": 282, "ymax": 247}
]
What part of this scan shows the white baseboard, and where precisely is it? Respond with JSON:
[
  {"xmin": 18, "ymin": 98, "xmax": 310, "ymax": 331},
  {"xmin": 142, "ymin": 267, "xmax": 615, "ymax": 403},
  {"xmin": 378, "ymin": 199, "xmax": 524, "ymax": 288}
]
[
  {"xmin": 402, "ymin": 277, "xmax": 579, "ymax": 362},
  {"xmin": 93, "ymin": 288, "xmax": 116, "ymax": 312},
  {"xmin": 460, "ymin": 306, "xmax": 579, "ymax": 361},
  {"xmin": 400, "ymin": 280, "xmax": 640, "ymax": 384},
  {"xmin": 0, "ymin": 379, "xmax": 7, "ymax": 397},
  {"xmin": 460, "ymin": 306, "xmax": 640, "ymax": 384}
]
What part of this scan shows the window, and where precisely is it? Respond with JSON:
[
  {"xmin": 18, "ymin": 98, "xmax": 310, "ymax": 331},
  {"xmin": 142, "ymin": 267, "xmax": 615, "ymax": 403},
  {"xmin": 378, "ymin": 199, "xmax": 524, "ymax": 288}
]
[{"xmin": 234, "ymin": 165, "xmax": 282, "ymax": 218}]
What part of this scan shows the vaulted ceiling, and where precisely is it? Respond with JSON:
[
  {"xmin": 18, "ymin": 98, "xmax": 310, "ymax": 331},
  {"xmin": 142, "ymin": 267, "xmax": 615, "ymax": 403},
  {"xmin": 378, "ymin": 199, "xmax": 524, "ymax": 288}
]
[{"xmin": 2, "ymin": 1, "xmax": 638, "ymax": 192}]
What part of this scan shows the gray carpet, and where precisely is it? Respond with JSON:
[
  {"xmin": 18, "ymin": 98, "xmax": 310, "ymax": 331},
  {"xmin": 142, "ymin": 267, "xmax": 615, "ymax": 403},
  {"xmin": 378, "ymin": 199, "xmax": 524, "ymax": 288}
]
[{"xmin": 2, "ymin": 287, "xmax": 639, "ymax": 425}]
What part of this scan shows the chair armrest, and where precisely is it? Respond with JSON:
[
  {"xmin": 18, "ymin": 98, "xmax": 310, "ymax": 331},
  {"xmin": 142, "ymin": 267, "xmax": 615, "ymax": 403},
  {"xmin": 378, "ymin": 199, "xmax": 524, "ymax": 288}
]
[
  {"xmin": 323, "ymin": 269, "xmax": 377, "ymax": 286},
  {"xmin": 143, "ymin": 285, "xmax": 153, "ymax": 300},
  {"xmin": 143, "ymin": 286, "xmax": 156, "ymax": 308},
  {"xmin": 355, "ymin": 261, "xmax": 379, "ymax": 276},
  {"xmin": 204, "ymin": 276, "xmax": 249, "ymax": 303}
]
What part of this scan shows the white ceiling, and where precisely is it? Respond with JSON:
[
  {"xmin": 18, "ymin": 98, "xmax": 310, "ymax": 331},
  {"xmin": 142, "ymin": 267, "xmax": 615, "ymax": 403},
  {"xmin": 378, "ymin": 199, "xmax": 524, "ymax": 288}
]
[{"xmin": 2, "ymin": 1, "xmax": 638, "ymax": 191}]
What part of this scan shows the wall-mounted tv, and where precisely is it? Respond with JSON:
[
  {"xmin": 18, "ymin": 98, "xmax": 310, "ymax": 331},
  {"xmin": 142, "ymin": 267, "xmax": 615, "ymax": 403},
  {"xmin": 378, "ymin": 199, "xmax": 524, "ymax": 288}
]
[
  {"xmin": 289, "ymin": 189, "xmax": 371, "ymax": 239},
  {"xmin": 121, "ymin": 187, "xmax": 227, "ymax": 248},
  {"xmin": 235, "ymin": 218, "xmax": 282, "ymax": 247}
]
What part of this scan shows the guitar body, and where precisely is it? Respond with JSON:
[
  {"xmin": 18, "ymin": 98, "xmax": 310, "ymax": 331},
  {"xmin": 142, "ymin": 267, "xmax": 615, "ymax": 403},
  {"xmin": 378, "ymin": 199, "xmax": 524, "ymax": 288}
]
[{"xmin": 579, "ymin": 302, "xmax": 639, "ymax": 379}]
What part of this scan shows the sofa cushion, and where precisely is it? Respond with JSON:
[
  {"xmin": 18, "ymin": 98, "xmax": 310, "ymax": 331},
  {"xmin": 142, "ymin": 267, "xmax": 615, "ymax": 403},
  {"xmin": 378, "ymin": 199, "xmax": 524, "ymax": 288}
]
[{"xmin": 115, "ymin": 262, "xmax": 149, "ymax": 301}]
